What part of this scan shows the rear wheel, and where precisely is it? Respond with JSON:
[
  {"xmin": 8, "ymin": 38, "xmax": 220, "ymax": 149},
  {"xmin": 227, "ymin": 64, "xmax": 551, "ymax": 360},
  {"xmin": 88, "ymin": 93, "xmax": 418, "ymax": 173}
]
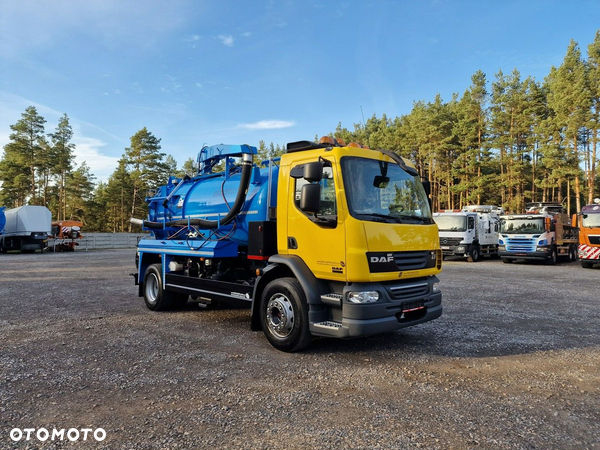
[
  {"xmin": 260, "ymin": 277, "xmax": 311, "ymax": 352},
  {"xmin": 143, "ymin": 263, "xmax": 188, "ymax": 311}
]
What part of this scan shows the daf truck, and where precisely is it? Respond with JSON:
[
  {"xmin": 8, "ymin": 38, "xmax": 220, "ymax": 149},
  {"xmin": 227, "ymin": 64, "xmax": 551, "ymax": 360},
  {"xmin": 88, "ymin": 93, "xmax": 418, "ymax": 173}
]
[{"xmin": 132, "ymin": 137, "xmax": 443, "ymax": 352}]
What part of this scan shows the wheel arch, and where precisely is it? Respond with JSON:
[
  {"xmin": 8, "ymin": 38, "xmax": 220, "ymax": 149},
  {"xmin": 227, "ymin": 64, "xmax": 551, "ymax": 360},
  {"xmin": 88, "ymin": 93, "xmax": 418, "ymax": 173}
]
[
  {"xmin": 138, "ymin": 252, "xmax": 162, "ymax": 297},
  {"xmin": 250, "ymin": 254, "xmax": 329, "ymax": 331}
]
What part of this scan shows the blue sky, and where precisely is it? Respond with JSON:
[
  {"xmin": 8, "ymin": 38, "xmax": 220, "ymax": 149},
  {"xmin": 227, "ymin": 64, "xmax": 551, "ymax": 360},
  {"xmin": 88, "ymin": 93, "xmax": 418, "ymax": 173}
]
[{"xmin": 1, "ymin": 0, "xmax": 599, "ymax": 183}]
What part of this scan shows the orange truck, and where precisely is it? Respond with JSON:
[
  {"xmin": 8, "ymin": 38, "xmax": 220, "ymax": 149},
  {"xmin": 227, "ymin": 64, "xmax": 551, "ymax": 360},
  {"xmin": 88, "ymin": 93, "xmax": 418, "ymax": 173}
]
[
  {"xmin": 574, "ymin": 199, "xmax": 600, "ymax": 268},
  {"xmin": 50, "ymin": 220, "xmax": 83, "ymax": 251}
]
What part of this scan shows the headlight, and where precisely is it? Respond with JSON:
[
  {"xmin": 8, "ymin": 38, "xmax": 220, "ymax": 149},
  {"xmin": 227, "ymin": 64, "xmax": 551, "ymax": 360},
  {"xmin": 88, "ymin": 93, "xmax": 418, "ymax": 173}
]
[
  {"xmin": 348, "ymin": 291, "xmax": 380, "ymax": 304},
  {"xmin": 432, "ymin": 282, "xmax": 440, "ymax": 293},
  {"xmin": 536, "ymin": 246, "xmax": 549, "ymax": 252},
  {"xmin": 537, "ymin": 239, "xmax": 547, "ymax": 246},
  {"xmin": 498, "ymin": 245, "xmax": 506, "ymax": 251},
  {"xmin": 456, "ymin": 246, "xmax": 465, "ymax": 253}
]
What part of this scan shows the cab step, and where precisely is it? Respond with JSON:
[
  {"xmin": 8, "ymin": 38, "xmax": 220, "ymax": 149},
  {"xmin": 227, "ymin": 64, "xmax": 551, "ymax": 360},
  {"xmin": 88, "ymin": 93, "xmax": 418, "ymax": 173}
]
[
  {"xmin": 320, "ymin": 293, "xmax": 343, "ymax": 306},
  {"xmin": 310, "ymin": 320, "xmax": 347, "ymax": 338}
]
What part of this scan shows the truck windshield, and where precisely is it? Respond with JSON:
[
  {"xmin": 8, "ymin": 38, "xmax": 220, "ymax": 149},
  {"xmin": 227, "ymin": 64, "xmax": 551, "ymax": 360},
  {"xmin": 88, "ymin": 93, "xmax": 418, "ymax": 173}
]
[
  {"xmin": 582, "ymin": 213, "xmax": 600, "ymax": 228},
  {"xmin": 500, "ymin": 218, "xmax": 544, "ymax": 234},
  {"xmin": 341, "ymin": 156, "xmax": 432, "ymax": 224},
  {"xmin": 433, "ymin": 215, "xmax": 467, "ymax": 231}
]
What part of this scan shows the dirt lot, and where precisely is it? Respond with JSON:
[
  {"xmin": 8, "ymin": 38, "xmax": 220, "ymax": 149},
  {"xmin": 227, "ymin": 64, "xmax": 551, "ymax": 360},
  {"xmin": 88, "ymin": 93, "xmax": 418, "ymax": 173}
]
[{"xmin": 1, "ymin": 249, "xmax": 599, "ymax": 449}]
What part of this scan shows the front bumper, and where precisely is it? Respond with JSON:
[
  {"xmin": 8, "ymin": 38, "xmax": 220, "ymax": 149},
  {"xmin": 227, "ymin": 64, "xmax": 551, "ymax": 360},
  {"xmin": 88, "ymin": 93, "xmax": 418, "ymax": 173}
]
[
  {"xmin": 498, "ymin": 250, "xmax": 549, "ymax": 261},
  {"xmin": 440, "ymin": 244, "xmax": 471, "ymax": 257},
  {"xmin": 309, "ymin": 276, "xmax": 442, "ymax": 338}
]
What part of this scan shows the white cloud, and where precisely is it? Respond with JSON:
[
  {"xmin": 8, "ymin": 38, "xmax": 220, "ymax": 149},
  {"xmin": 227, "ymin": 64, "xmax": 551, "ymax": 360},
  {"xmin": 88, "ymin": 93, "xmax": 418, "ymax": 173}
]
[
  {"xmin": 72, "ymin": 136, "xmax": 119, "ymax": 183},
  {"xmin": 0, "ymin": 91, "xmax": 120, "ymax": 184},
  {"xmin": 239, "ymin": 120, "xmax": 295, "ymax": 130},
  {"xmin": 218, "ymin": 35, "xmax": 234, "ymax": 47},
  {"xmin": 242, "ymin": 32, "xmax": 252, "ymax": 37}
]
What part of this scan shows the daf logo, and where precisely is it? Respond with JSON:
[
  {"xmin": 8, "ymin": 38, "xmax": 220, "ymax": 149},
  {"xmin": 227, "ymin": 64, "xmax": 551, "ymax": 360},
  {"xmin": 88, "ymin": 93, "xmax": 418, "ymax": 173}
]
[{"xmin": 370, "ymin": 254, "xmax": 394, "ymax": 263}]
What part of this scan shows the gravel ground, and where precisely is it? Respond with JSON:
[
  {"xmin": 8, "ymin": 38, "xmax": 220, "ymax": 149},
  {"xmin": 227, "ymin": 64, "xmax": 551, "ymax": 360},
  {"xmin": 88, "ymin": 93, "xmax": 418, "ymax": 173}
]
[{"xmin": 1, "ymin": 249, "xmax": 599, "ymax": 449}]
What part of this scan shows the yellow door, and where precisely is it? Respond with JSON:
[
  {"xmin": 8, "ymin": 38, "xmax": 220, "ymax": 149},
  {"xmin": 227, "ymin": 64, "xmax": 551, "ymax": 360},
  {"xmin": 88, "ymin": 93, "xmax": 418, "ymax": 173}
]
[{"xmin": 285, "ymin": 158, "xmax": 347, "ymax": 282}]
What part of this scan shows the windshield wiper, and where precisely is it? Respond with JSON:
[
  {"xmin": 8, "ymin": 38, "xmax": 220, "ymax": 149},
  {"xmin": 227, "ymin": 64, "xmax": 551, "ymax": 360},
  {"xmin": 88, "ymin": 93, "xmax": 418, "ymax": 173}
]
[
  {"xmin": 397, "ymin": 214, "xmax": 433, "ymax": 224},
  {"xmin": 354, "ymin": 213, "xmax": 399, "ymax": 223}
]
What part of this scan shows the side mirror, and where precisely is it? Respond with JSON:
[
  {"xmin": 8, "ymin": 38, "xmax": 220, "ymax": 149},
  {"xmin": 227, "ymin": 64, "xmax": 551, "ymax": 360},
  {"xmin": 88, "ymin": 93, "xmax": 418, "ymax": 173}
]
[
  {"xmin": 303, "ymin": 162, "xmax": 323, "ymax": 182},
  {"xmin": 300, "ymin": 183, "xmax": 321, "ymax": 214}
]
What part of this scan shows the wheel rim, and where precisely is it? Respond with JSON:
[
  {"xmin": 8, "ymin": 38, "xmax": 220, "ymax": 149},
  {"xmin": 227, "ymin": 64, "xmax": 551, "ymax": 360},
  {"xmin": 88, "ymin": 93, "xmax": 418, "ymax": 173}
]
[
  {"xmin": 266, "ymin": 293, "xmax": 295, "ymax": 339},
  {"xmin": 146, "ymin": 273, "xmax": 159, "ymax": 305}
]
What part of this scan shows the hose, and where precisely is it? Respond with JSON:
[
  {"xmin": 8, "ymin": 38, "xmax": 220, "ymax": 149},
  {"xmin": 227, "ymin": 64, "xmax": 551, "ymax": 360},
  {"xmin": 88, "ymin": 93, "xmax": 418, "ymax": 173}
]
[{"xmin": 139, "ymin": 149, "xmax": 254, "ymax": 230}]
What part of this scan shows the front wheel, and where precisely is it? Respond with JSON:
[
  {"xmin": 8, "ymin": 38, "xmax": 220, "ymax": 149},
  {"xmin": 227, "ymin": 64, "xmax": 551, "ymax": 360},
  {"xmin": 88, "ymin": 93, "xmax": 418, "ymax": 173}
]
[
  {"xmin": 260, "ymin": 278, "xmax": 311, "ymax": 352},
  {"xmin": 467, "ymin": 245, "xmax": 480, "ymax": 262},
  {"xmin": 143, "ymin": 263, "xmax": 188, "ymax": 311},
  {"xmin": 547, "ymin": 246, "xmax": 558, "ymax": 265}
]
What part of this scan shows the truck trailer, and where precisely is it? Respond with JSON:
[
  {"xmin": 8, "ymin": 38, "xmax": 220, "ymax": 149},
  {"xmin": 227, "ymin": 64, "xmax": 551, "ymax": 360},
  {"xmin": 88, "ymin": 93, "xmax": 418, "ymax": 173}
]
[
  {"xmin": 574, "ymin": 199, "xmax": 600, "ymax": 268},
  {"xmin": 0, "ymin": 205, "xmax": 52, "ymax": 253},
  {"xmin": 498, "ymin": 202, "xmax": 578, "ymax": 264},
  {"xmin": 433, "ymin": 205, "xmax": 503, "ymax": 261},
  {"xmin": 133, "ymin": 137, "xmax": 443, "ymax": 352}
]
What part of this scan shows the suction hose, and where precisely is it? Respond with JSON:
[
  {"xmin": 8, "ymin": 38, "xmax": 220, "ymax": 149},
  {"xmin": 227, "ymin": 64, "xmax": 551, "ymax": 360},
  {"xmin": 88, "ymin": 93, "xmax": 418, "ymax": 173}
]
[{"xmin": 135, "ymin": 151, "xmax": 254, "ymax": 230}]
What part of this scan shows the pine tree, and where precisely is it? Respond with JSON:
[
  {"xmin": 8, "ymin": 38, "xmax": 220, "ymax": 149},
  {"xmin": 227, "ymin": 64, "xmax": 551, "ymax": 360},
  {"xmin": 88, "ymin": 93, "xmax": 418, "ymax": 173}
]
[
  {"xmin": 546, "ymin": 40, "xmax": 592, "ymax": 213},
  {"xmin": 48, "ymin": 114, "xmax": 76, "ymax": 220},
  {"xmin": 0, "ymin": 106, "xmax": 47, "ymax": 206},
  {"xmin": 124, "ymin": 128, "xmax": 168, "ymax": 230}
]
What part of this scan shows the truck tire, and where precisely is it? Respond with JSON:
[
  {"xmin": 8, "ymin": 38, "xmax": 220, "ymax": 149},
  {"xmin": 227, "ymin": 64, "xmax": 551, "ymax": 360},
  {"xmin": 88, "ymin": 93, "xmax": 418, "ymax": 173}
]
[
  {"xmin": 260, "ymin": 277, "xmax": 312, "ymax": 352},
  {"xmin": 547, "ymin": 246, "xmax": 558, "ymax": 265},
  {"xmin": 143, "ymin": 263, "xmax": 188, "ymax": 311},
  {"xmin": 501, "ymin": 258, "xmax": 513, "ymax": 264},
  {"xmin": 467, "ymin": 245, "xmax": 480, "ymax": 262},
  {"xmin": 568, "ymin": 244, "xmax": 577, "ymax": 262},
  {"xmin": 581, "ymin": 261, "xmax": 594, "ymax": 269}
]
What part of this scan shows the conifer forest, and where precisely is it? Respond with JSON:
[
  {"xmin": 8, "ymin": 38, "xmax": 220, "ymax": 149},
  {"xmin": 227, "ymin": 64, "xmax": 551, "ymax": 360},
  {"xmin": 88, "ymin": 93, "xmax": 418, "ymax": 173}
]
[{"xmin": 1, "ymin": 32, "xmax": 599, "ymax": 231}]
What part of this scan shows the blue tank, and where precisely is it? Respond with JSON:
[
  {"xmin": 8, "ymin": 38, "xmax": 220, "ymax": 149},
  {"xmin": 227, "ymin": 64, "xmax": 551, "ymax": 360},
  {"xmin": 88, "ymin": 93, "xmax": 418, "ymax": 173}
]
[
  {"xmin": 144, "ymin": 144, "xmax": 278, "ymax": 247},
  {"xmin": 0, "ymin": 207, "xmax": 5, "ymax": 234}
]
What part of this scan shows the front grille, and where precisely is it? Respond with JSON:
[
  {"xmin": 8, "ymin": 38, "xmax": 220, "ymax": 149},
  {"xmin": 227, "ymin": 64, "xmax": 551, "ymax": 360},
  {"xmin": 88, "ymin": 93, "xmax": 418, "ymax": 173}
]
[
  {"xmin": 505, "ymin": 238, "xmax": 536, "ymax": 252},
  {"xmin": 439, "ymin": 237, "xmax": 462, "ymax": 246},
  {"xmin": 588, "ymin": 235, "xmax": 600, "ymax": 245},
  {"xmin": 394, "ymin": 251, "xmax": 431, "ymax": 271},
  {"xmin": 388, "ymin": 281, "xmax": 429, "ymax": 301}
]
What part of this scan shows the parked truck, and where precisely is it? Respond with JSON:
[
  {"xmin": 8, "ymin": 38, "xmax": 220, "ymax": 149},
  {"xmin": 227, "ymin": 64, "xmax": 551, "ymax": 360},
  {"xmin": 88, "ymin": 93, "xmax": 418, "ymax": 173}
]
[
  {"xmin": 433, "ymin": 205, "xmax": 503, "ymax": 261},
  {"xmin": 573, "ymin": 198, "xmax": 600, "ymax": 268},
  {"xmin": 48, "ymin": 219, "xmax": 84, "ymax": 252},
  {"xmin": 498, "ymin": 202, "xmax": 578, "ymax": 264},
  {"xmin": 132, "ymin": 137, "xmax": 443, "ymax": 352},
  {"xmin": 0, "ymin": 205, "xmax": 52, "ymax": 253},
  {"xmin": 0, "ymin": 207, "xmax": 5, "ymax": 235}
]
